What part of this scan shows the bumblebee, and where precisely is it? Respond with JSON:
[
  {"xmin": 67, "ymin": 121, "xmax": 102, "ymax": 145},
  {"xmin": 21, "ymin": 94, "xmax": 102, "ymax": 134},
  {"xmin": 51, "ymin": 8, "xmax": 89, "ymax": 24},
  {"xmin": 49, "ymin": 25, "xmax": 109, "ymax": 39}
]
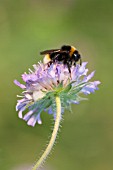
[{"xmin": 40, "ymin": 45, "xmax": 82, "ymax": 73}]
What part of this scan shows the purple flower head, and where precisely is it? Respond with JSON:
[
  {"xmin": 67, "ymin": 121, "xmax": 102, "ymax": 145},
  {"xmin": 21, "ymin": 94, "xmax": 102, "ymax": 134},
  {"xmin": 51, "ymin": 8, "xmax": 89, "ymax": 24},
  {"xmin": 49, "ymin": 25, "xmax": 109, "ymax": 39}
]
[{"xmin": 14, "ymin": 62, "xmax": 100, "ymax": 126}]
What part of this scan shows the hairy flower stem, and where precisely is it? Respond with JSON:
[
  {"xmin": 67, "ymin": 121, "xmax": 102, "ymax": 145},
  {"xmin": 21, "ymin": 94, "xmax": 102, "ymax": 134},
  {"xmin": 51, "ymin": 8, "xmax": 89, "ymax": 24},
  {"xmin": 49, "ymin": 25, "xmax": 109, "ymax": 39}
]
[{"xmin": 32, "ymin": 95, "xmax": 61, "ymax": 170}]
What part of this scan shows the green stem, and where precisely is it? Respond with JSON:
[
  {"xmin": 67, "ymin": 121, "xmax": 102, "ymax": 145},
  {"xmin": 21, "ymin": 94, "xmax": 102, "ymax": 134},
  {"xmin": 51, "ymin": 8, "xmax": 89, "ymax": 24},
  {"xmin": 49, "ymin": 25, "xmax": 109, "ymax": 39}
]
[{"xmin": 32, "ymin": 95, "xmax": 61, "ymax": 170}]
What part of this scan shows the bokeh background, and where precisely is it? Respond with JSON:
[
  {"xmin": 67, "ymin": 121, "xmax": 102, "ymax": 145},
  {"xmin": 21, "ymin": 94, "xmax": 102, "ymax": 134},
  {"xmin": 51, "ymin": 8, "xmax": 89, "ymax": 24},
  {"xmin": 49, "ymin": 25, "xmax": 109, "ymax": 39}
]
[{"xmin": 0, "ymin": 0, "xmax": 113, "ymax": 170}]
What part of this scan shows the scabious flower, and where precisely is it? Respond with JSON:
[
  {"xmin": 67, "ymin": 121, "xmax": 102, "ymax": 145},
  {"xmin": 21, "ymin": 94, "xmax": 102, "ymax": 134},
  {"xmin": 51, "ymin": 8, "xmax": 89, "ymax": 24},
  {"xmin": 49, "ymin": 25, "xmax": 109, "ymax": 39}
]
[
  {"xmin": 14, "ymin": 62, "xmax": 100, "ymax": 127},
  {"xmin": 14, "ymin": 59, "xmax": 100, "ymax": 170}
]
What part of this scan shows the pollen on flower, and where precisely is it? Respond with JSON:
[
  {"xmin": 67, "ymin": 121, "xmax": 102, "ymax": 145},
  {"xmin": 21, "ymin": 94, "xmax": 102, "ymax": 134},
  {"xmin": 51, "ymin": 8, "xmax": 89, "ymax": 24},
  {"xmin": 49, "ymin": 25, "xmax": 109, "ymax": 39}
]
[
  {"xmin": 14, "ymin": 62, "xmax": 100, "ymax": 126},
  {"xmin": 33, "ymin": 91, "xmax": 46, "ymax": 101}
]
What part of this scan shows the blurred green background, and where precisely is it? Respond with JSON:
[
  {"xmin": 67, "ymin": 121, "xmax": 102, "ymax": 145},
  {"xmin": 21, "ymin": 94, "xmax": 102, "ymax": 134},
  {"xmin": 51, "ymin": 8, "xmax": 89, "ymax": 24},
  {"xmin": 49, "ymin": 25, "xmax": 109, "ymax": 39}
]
[{"xmin": 0, "ymin": 0, "xmax": 113, "ymax": 170}]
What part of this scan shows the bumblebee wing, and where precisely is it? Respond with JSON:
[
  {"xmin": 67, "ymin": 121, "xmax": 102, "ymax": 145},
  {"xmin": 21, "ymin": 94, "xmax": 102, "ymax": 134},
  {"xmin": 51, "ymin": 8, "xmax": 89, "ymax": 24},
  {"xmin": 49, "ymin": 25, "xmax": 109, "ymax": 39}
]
[{"xmin": 40, "ymin": 49, "xmax": 60, "ymax": 55}]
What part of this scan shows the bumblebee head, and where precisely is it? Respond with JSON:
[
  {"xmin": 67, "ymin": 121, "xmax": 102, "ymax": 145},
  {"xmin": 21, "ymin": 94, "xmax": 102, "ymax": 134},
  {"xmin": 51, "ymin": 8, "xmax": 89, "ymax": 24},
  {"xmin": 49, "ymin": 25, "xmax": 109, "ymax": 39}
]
[{"xmin": 72, "ymin": 50, "xmax": 82, "ymax": 65}]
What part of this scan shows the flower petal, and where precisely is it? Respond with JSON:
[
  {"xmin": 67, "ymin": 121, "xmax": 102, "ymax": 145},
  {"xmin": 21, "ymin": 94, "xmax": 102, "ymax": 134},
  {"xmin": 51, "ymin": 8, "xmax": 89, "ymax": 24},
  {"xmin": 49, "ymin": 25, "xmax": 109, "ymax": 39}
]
[
  {"xmin": 83, "ymin": 71, "xmax": 95, "ymax": 82},
  {"xmin": 36, "ymin": 113, "xmax": 42, "ymax": 124},
  {"xmin": 27, "ymin": 116, "xmax": 37, "ymax": 127},
  {"xmin": 23, "ymin": 110, "xmax": 34, "ymax": 121},
  {"xmin": 14, "ymin": 80, "xmax": 26, "ymax": 89}
]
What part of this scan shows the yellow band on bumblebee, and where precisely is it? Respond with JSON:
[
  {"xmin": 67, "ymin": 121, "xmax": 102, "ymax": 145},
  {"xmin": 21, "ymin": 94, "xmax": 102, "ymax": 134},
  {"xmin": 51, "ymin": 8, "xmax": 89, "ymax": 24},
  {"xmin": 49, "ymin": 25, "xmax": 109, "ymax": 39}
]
[
  {"xmin": 43, "ymin": 54, "xmax": 51, "ymax": 64},
  {"xmin": 69, "ymin": 46, "xmax": 76, "ymax": 56}
]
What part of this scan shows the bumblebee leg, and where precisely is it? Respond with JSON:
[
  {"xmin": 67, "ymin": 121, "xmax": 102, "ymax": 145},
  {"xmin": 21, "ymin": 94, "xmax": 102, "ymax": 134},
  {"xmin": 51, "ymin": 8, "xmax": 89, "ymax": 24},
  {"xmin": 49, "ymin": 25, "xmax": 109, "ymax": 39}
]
[
  {"xmin": 67, "ymin": 62, "xmax": 71, "ymax": 73},
  {"xmin": 47, "ymin": 61, "xmax": 52, "ymax": 67},
  {"xmin": 68, "ymin": 66, "xmax": 71, "ymax": 73},
  {"xmin": 73, "ymin": 62, "xmax": 76, "ymax": 66},
  {"xmin": 80, "ymin": 58, "xmax": 82, "ymax": 65}
]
